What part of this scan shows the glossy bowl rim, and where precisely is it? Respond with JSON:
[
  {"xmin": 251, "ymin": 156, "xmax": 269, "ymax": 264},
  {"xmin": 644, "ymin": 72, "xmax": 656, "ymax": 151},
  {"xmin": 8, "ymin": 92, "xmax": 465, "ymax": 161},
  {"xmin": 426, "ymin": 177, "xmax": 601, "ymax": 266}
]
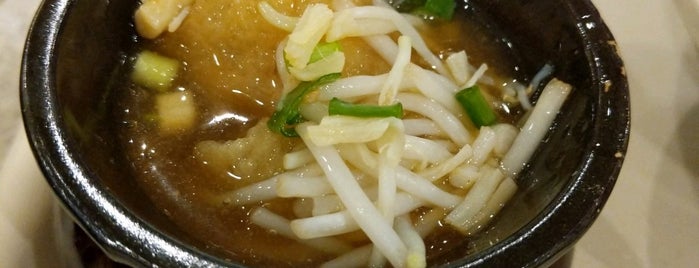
[{"xmin": 20, "ymin": 0, "xmax": 630, "ymax": 267}]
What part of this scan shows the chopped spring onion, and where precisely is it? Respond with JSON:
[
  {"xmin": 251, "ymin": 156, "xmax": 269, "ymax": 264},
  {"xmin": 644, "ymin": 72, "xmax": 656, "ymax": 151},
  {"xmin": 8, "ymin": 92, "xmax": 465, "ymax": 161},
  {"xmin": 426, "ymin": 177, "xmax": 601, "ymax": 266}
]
[
  {"xmin": 414, "ymin": 0, "xmax": 456, "ymax": 20},
  {"xmin": 455, "ymin": 85, "xmax": 498, "ymax": 128},
  {"xmin": 268, "ymin": 73, "xmax": 341, "ymax": 137},
  {"xmin": 284, "ymin": 4, "xmax": 334, "ymax": 70},
  {"xmin": 309, "ymin": 42, "xmax": 343, "ymax": 64},
  {"xmin": 389, "ymin": 0, "xmax": 456, "ymax": 20},
  {"xmin": 328, "ymin": 98, "xmax": 404, "ymax": 118},
  {"xmin": 287, "ymin": 40, "xmax": 344, "ymax": 82},
  {"xmin": 132, "ymin": 50, "xmax": 180, "ymax": 92},
  {"xmin": 290, "ymin": 52, "xmax": 345, "ymax": 81}
]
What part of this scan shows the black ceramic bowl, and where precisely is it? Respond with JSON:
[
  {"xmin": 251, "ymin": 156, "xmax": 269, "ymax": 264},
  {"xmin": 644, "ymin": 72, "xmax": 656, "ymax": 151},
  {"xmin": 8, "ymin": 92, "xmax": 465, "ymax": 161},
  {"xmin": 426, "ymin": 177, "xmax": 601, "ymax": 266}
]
[{"xmin": 20, "ymin": 0, "xmax": 630, "ymax": 267}]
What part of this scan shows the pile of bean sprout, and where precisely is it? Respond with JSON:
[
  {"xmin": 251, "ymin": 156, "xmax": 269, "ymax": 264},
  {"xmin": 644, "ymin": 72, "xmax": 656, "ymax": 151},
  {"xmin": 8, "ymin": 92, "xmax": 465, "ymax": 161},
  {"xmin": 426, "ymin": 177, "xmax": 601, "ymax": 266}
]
[{"xmin": 218, "ymin": 1, "xmax": 573, "ymax": 267}]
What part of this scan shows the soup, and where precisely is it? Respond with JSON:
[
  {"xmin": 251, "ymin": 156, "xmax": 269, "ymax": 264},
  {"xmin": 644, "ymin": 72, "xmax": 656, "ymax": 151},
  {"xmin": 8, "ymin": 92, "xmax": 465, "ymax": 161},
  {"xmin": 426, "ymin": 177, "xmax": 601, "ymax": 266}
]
[{"xmin": 115, "ymin": 0, "xmax": 570, "ymax": 267}]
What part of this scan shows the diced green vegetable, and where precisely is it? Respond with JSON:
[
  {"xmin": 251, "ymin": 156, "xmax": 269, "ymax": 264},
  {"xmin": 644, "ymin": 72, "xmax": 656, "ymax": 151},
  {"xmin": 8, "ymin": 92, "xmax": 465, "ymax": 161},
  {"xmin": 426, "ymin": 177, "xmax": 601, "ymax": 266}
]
[
  {"xmin": 417, "ymin": 0, "xmax": 456, "ymax": 20},
  {"xmin": 309, "ymin": 42, "xmax": 342, "ymax": 64},
  {"xmin": 284, "ymin": 4, "xmax": 333, "ymax": 70},
  {"xmin": 268, "ymin": 73, "xmax": 341, "ymax": 137},
  {"xmin": 132, "ymin": 50, "xmax": 180, "ymax": 92},
  {"xmin": 389, "ymin": 0, "xmax": 456, "ymax": 20},
  {"xmin": 288, "ymin": 42, "xmax": 345, "ymax": 81},
  {"xmin": 290, "ymin": 51, "xmax": 346, "ymax": 81},
  {"xmin": 328, "ymin": 98, "xmax": 404, "ymax": 118},
  {"xmin": 455, "ymin": 85, "xmax": 498, "ymax": 127}
]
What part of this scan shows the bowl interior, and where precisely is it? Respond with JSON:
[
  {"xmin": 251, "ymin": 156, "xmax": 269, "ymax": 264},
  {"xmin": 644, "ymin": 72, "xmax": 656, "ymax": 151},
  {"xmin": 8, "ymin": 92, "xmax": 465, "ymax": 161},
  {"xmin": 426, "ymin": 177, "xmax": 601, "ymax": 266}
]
[{"xmin": 21, "ymin": 0, "xmax": 629, "ymax": 267}]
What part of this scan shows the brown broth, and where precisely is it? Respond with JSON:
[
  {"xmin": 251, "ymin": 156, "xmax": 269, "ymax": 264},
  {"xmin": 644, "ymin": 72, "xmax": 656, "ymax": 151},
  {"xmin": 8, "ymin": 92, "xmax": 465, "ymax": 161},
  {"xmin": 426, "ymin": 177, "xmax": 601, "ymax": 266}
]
[{"xmin": 115, "ymin": 1, "xmax": 521, "ymax": 266}]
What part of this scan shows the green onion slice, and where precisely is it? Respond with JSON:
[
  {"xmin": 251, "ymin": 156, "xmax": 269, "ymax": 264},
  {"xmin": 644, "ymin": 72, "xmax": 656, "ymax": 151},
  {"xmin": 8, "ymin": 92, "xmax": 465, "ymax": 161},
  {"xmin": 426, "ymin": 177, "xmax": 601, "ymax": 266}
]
[
  {"xmin": 455, "ymin": 85, "xmax": 498, "ymax": 127},
  {"xmin": 328, "ymin": 98, "xmax": 404, "ymax": 118},
  {"xmin": 308, "ymin": 42, "xmax": 342, "ymax": 64},
  {"xmin": 268, "ymin": 73, "xmax": 341, "ymax": 137},
  {"xmin": 389, "ymin": 0, "xmax": 456, "ymax": 20},
  {"xmin": 418, "ymin": 0, "xmax": 456, "ymax": 20}
]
